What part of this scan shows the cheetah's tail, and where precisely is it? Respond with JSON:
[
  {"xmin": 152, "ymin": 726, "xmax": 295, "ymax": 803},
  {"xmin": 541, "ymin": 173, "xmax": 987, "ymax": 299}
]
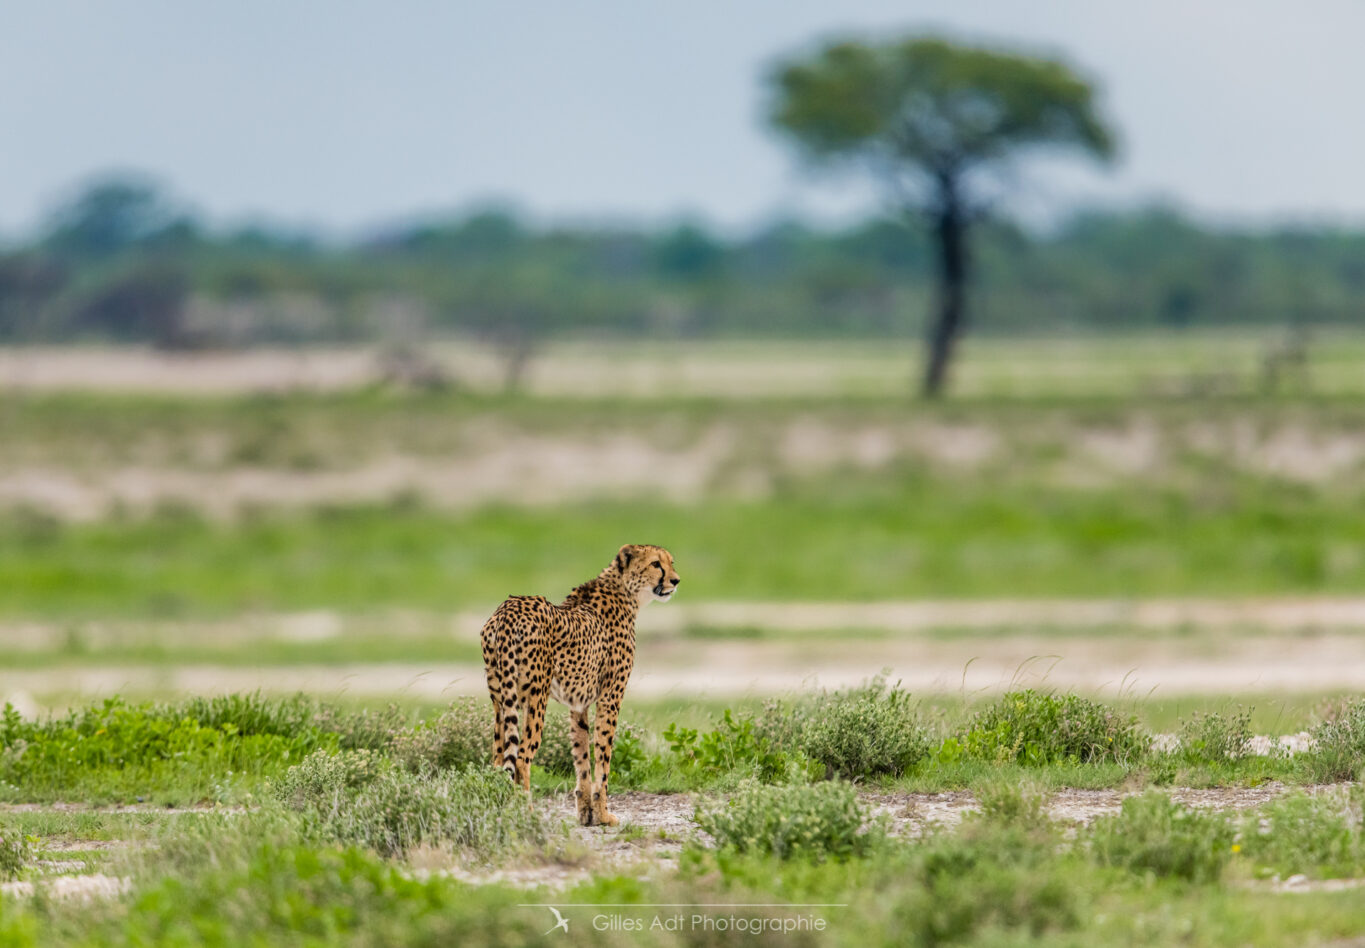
[{"xmin": 491, "ymin": 624, "xmax": 521, "ymax": 784}]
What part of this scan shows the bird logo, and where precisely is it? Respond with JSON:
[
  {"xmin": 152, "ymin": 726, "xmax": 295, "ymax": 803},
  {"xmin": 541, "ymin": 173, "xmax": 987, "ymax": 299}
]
[{"xmin": 543, "ymin": 906, "xmax": 570, "ymax": 935}]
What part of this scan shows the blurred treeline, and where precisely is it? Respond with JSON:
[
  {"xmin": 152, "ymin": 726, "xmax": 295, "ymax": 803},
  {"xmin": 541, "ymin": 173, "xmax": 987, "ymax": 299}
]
[{"xmin": 1, "ymin": 175, "xmax": 1362, "ymax": 351}]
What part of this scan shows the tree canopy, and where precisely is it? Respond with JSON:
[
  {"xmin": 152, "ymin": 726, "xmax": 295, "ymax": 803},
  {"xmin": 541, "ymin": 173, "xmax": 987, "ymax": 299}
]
[{"xmin": 770, "ymin": 37, "xmax": 1115, "ymax": 206}]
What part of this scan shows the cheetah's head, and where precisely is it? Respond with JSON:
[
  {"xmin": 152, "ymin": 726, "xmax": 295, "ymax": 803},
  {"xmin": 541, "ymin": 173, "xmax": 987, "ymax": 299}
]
[{"xmin": 613, "ymin": 544, "xmax": 680, "ymax": 604}]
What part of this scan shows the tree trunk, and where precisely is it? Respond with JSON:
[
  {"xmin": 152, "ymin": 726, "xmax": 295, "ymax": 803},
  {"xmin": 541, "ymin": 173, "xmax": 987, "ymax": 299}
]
[
  {"xmin": 921, "ymin": 182, "xmax": 969, "ymax": 399},
  {"xmin": 500, "ymin": 330, "xmax": 535, "ymax": 393}
]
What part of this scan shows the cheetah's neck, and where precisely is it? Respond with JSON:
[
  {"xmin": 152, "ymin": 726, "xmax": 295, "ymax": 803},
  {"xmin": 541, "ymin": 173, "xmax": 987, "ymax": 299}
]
[{"xmin": 560, "ymin": 573, "xmax": 640, "ymax": 628}]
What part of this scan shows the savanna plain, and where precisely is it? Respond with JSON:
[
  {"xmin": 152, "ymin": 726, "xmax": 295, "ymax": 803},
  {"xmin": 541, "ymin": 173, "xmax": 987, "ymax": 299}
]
[{"xmin": 3, "ymin": 335, "xmax": 1365, "ymax": 946}]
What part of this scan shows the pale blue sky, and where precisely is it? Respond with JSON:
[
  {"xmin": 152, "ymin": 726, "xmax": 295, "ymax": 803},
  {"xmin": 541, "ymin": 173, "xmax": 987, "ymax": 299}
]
[{"xmin": 3, "ymin": 0, "xmax": 1362, "ymax": 236}]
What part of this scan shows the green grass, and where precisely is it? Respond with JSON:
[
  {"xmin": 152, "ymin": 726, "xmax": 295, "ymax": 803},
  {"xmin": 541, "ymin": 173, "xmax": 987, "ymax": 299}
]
[
  {"xmin": 11, "ymin": 688, "xmax": 1352, "ymax": 806},
  {"xmin": 0, "ymin": 633, "xmax": 483, "ymax": 668},
  {"xmin": 0, "ymin": 469, "xmax": 1361, "ymax": 619},
  {"xmin": 0, "ymin": 385, "xmax": 1362, "ymax": 622},
  {"xmin": 10, "ymin": 787, "xmax": 1365, "ymax": 945},
  {"xmin": 3, "ymin": 690, "xmax": 1365, "ymax": 944}
]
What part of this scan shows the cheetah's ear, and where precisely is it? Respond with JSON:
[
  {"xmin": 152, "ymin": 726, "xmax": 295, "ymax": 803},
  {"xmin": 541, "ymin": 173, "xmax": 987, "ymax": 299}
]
[{"xmin": 615, "ymin": 545, "xmax": 633, "ymax": 572}]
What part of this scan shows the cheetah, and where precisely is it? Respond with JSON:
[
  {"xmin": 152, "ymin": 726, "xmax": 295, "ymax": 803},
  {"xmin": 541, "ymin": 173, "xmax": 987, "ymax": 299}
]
[{"xmin": 480, "ymin": 544, "xmax": 680, "ymax": 826}]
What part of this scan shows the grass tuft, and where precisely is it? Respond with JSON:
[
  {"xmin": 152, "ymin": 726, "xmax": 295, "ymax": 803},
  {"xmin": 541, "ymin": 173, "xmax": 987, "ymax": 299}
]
[
  {"xmin": 273, "ymin": 750, "xmax": 543, "ymax": 858},
  {"xmin": 695, "ymin": 780, "xmax": 881, "ymax": 861},
  {"xmin": 1089, "ymin": 791, "xmax": 1233, "ymax": 883}
]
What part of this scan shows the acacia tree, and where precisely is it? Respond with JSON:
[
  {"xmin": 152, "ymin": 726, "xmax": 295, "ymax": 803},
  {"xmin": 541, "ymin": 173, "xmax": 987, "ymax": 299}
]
[{"xmin": 770, "ymin": 37, "xmax": 1116, "ymax": 396}]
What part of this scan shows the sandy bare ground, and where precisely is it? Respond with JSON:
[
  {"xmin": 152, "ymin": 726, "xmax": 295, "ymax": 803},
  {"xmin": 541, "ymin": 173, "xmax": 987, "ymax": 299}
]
[
  {"xmin": 1, "ymin": 418, "xmax": 1362, "ymax": 519},
  {"xmin": 5, "ymin": 626, "xmax": 1365, "ymax": 700},
  {"xmin": 0, "ymin": 874, "xmax": 129, "ymax": 901},
  {"xmin": 644, "ymin": 598, "xmax": 1365, "ymax": 634},
  {"xmin": 0, "ymin": 343, "xmax": 917, "ymax": 397},
  {"xmin": 3, "ymin": 338, "xmax": 1362, "ymax": 400},
  {"xmin": 0, "ymin": 347, "xmax": 381, "ymax": 394},
  {"xmin": 0, "ymin": 343, "xmax": 1123, "ymax": 398},
  {"xmin": 0, "ymin": 430, "xmax": 737, "ymax": 520},
  {"xmin": 446, "ymin": 783, "xmax": 1330, "ymax": 889}
]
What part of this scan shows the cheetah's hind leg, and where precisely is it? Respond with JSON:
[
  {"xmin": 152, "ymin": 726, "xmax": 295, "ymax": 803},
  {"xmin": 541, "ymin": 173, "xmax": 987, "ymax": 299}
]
[{"xmin": 481, "ymin": 622, "xmax": 507, "ymax": 769}]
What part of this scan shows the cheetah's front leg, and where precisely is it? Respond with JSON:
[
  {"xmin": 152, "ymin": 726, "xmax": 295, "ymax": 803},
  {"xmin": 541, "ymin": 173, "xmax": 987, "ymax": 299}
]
[
  {"xmin": 590, "ymin": 693, "xmax": 625, "ymax": 827},
  {"xmin": 570, "ymin": 709, "xmax": 595, "ymax": 825}
]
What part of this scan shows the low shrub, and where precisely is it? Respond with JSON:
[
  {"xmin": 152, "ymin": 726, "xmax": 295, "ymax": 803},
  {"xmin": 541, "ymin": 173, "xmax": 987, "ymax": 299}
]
[
  {"xmin": 388, "ymin": 698, "xmax": 490, "ymax": 773},
  {"xmin": 962, "ymin": 690, "xmax": 1145, "ymax": 765},
  {"xmin": 973, "ymin": 778, "xmax": 1053, "ymax": 831},
  {"xmin": 0, "ymin": 827, "xmax": 31, "ymax": 879},
  {"xmin": 1237, "ymin": 790, "xmax": 1365, "ymax": 879},
  {"xmin": 336, "ymin": 766, "xmax": 543, "ymax": 857},
  {"xmin": 1178, "ymin": 709, "xmax": 1253, "ymax": 763},
  {"xmin": 269, "ymin": 748, "xmax": 388, "ymax": 810},
  {"xmin": 694, "ymin": 780, "xmax": 880, "ymax": 860},
  {"xmin": 667, "ymin": 710, "xmax": 811, "ymax": 785},
  {"xmin": 165, "ymin": 692, "xmax": 403, "ymax": 751},
  {"xmin": 750, "ymin": 696, "xmax": 812, "ymax": 752},
  {"xmin": 1310, "ymin": 698, "xmax": 1365, "ymax": 781},
  {"xmin": 1089, "ymin": 791, "xmax": 1233, "ymax": 882},
  {"xmin": 797, "ymin": 677, "xmax": 933, "ymax": 780},
  {"xmin": 274, "ymin": 750, "xmax": 542, "ymax": 858},
  {"xmin": 675, "ymin": 676, "xmax": 931, "ymax": 783},
  {"xmin": 92, "ymin": 840, "xmax": 547, "ymax": 946},
  {"xmin": 897, "ymin": 812, "xmax": 1080, "ymax": 944}
]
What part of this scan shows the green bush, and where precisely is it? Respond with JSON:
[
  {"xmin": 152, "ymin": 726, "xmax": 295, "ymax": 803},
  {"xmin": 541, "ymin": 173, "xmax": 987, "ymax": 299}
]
[
  {"xmin": 961, "ymin": 690, "xmax": 1145, "ymax": 765},
  {"xmin": 0, "ymin": 697, "xmax": 338, "ymax": 801},
  {"xmin": 1310, "ymin": 698, "xmax": 1365, "ymax": 781},
  {"xmin": 1089, "ymin": 791, "xmax": 1233, "ymax": 882},
  {"xmin": 1238, "ymin": 790, "xmax": 1365, "ymax": 879},
  {"xmin": 269, "ymin": 748, "xmax": 388, "ymax": 810},
  {"xmin": 694, "ymin": 780, "xmax": 880, "ymax": 860},
  {"xmin": 73, "ymin": 838, "xmax": 549, "ymax": 946},
  {"xmin": 274, "ymin": 750, "xmax": 542, "ymax": 858},
  {"xmin": 1178, "ymin": 709, "xmax": 1253, "ymax": 763},
  {"xmin": 747, "ymin": 696, "xmax": 809, "ymax": 749},
  {"xmin": 673, "ymin": 677, "xmax": 931, "ymax": 784},
  {"xmin": 797, "ymin": 678, "xmax": 933, "ymax": 779},
  {"xmin": 897, "ymin": 810, "xmax": 1079, "ymax": 944},
  {"xmin": 667, "ymin": 710, "xmax": 810, "ymax": 785},
  {"xmin": 388, "ymin": 698, "xmax": 491, "ymax": 773},
  {"xmin": 160, "ymin": 692, "xmax": 403, "ymax": 751}
]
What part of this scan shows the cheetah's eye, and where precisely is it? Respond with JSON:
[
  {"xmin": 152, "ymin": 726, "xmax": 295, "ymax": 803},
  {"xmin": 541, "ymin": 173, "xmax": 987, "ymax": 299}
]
[{"xmin": 651, "ymin": 560, "xmax": 660, "ymax": 567}]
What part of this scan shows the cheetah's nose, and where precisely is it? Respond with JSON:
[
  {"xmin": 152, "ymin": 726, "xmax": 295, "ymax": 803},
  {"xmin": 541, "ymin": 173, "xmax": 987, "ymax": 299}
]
[{"xmin": 670, "ymin": 577, "xmax": 680, "ymax": 586}]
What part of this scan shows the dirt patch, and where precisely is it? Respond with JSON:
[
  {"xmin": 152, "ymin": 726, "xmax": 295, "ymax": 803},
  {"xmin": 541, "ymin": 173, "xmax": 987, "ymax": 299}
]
[
  {"xmin": 0, "ymin": 873, "xmax": 129, "ymax": 901},
  {"xmin": 0, "ymin": 430, "xmax": 732, "ymax": 520},
  {"xmin": 451, "ymin": 783, "xmax": 1322, "ymax": 887},
  {"xmin": 39, "ymin": 839, "xmax": 134, "ymax": 852},
  {"xmin": 0, "ymin": 803, "xmax": 241, "ymax": 814},
  {"xmin": 554, "ymin": 784, "xmax": 1307, "ymax": 846},
  {"xmin": 9, "ymin": 598, "xmax": 1365, "ymax": 704}
]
